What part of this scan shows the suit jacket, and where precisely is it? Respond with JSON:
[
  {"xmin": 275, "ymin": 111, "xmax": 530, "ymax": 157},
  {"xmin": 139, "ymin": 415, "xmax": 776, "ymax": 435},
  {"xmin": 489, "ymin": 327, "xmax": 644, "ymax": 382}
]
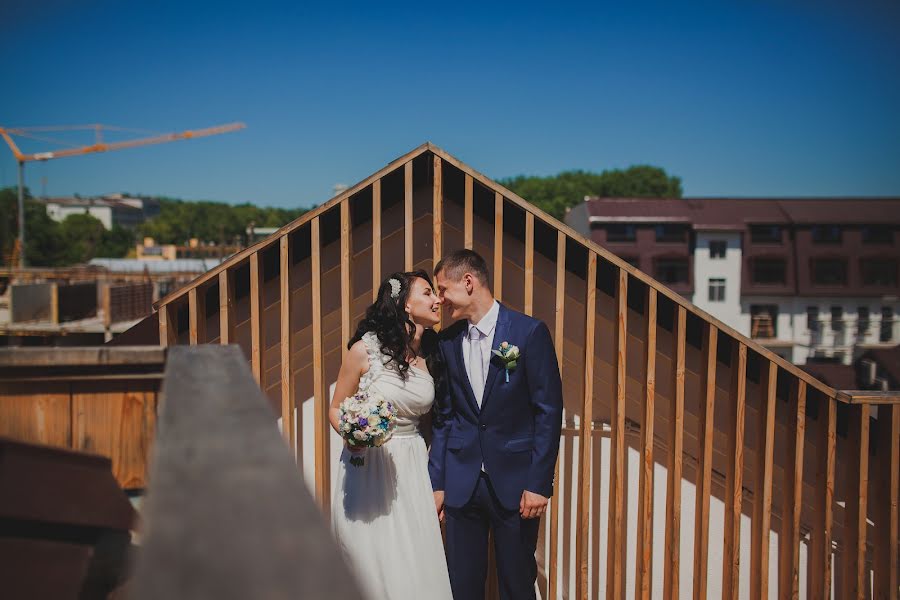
[{"xmin": 428, "ymin": 303, "xmax": 563, "ymax": 510}]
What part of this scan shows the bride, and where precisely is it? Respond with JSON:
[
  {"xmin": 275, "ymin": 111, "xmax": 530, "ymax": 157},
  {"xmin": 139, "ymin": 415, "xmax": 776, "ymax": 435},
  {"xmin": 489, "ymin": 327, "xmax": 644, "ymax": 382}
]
[{"xmin": 329, "ymin": 270, "xmax": 453, "ymax": 600}]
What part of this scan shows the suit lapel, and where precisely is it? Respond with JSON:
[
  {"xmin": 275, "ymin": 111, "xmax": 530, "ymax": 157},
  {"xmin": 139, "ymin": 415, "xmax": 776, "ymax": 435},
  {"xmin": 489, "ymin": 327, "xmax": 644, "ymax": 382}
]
[
  {"xmin": 479, "ymin": 303, "xmax": 510, "ymax": 415},
  {"xmin": 452, "ymin": 327, "xmax": 481, "ymax": 415}
]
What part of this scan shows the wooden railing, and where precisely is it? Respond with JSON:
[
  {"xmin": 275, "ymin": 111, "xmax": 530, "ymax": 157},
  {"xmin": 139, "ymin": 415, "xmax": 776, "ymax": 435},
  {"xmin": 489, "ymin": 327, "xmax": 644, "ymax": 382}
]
[{"xmin": 152, "ymin": 143, "xmax": 899, "ymax": 598}]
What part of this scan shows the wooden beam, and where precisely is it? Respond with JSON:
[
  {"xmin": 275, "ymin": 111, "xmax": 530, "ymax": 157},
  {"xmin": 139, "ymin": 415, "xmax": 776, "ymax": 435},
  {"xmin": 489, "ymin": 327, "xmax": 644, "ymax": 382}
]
[
  {"xmin": 843, "ymin": 403, "xmax": 870, "ymax": 599},
  {"xmin": 636, "ymin": 287, "xmax": 657, "ymax": 600},
  {"xmin": 722, "ymin": 342, "xmax": 747, "ymax": 599},
  {"xmin": 809, "ymin": 395, "xmax": 837, "ymax": 598},
  {"xmin": 158, "ymin": 303, "xmax": 173, "ymax": 347},
  {"xmin": 372, "ymin": 179, "xmax": 381, "ymax": 302},
  {"xmin": 494, "ymin": 192, "xmax": 503, "ymax": 301},
  {"xmin": 433, "ymin": 154, "xmax": 442, "ymax": 269},
  {"xmin": 404, "ymin": 161, "xmax": 413, "ymax": 271},
  {"xmin": 548, "ymin": 231, "xmax": 566, "ymax": 600},
  {"xmin": 575, "ymin": 252, "xmax": 596, "ymax": 600},
  {"xmin": 464, "ymin": 174, "xmax": 473, "ymax": 250},
  {"xmin": 188, "ymin": 287, "xmax": 206, "ymax": 345},
  {"xmin": 780, "ymin": 379, "xmax": 806, "ymax": 598},
  {"xmin": 606, "ymin": 268, "xmax": 628, "ymax": 600},
  {"xmin": 750, "ymin": 361, "xmax": 777, "ymax": 600},
  {"xmin": 218, "ymin": 270, "xmax": 234, "ymax": 345},
  {"xmin": 311, "ymin": 217, "xmax": 329, "ymax": 515},
  {"xmin": 249, "ymin": 252, "xmax": 262, "ymax": 385},
  {"xmin": 524, "ymin": 213, "xmax": 534, "ymax": 316},
  {"xmin": 663, "ymin": 305, "xmax": 686, "ymax": 598},
  {"xmin": 51, "ymin": 282, "xmax": 60, "ymax": 325},
  {"xmin": 693, "ymin": 323, "xmax": 718, "ymax": 600},
  {"xmin": 280, "ymin": 235, "xmax": 294, "ymax": 448},
  {"xmin": 885, "ymin": 405, "xmax": 900, "ymax": 599},
  {"xmin": 341, "ymin": 200, "xmax": 351, "ymax": 359}
]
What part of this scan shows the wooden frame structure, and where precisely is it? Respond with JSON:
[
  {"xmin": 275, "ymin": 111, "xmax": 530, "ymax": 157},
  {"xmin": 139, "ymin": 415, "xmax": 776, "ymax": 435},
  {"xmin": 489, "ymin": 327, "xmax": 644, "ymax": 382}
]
[{"xmin": 141, "ymin": 143, "xmax": 898, "ymax": 598}]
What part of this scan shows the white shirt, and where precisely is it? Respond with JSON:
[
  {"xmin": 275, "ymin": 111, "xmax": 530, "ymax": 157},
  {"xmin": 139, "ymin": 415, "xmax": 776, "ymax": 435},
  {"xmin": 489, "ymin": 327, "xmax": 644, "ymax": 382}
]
[{"xmin": 462, "ymin": 300, "xmax": 500, "ymax": 407}]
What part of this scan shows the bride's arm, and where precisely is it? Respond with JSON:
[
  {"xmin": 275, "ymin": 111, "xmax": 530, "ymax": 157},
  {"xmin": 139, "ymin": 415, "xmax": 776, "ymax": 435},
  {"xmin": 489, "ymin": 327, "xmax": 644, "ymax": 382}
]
[{"xmin": 327, "ymin": 340, "xmax": 369, "ymax": 434}]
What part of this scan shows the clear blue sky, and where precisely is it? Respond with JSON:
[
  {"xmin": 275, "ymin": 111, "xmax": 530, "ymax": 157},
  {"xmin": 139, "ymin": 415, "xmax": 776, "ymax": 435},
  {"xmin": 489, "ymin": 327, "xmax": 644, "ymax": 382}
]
[{"xmin": 2, "ymin": 0, "xmax": 899, "ymax": 209}]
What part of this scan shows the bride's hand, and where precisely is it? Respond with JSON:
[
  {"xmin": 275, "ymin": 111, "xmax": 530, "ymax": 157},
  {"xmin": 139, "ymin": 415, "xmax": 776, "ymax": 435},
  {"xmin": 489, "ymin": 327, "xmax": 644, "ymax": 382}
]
[{"xmin": 433, "ymin": 490, "xmax": 445, "ymax": 522}]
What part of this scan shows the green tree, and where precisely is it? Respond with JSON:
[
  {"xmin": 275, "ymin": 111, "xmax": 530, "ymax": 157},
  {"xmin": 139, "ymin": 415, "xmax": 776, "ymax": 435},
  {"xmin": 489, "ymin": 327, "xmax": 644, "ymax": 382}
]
[{"xmin": 500, "ymin": 165, "xmax": 683, "ymax": 219}]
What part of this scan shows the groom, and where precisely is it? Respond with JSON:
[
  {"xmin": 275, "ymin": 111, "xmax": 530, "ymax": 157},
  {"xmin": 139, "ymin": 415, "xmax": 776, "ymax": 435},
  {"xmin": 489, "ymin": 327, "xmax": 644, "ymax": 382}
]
[{"xmin": 430, "ymin": 249, "xmax": 563, "ymax": 600}]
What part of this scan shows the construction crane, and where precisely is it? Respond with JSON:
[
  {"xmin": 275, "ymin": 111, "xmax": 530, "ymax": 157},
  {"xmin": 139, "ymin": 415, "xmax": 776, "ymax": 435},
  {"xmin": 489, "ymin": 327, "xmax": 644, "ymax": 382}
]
[{"xmin": 0, "ymin": 122, "xmax": 245, "ymax": 267}]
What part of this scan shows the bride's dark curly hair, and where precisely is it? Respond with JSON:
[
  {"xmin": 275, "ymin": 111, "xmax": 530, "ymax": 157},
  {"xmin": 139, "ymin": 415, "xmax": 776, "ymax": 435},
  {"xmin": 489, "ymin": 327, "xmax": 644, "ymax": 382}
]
[{"xmin": 348, "ymin": 270, "xmax": 444, "ymax": 387}]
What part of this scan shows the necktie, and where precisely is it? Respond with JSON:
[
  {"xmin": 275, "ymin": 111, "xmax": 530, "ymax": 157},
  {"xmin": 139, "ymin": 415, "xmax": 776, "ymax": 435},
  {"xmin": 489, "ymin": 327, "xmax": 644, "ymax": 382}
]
[{"xmin": 470, "ymin": 327, "xmax": 485, "ymax": 407}]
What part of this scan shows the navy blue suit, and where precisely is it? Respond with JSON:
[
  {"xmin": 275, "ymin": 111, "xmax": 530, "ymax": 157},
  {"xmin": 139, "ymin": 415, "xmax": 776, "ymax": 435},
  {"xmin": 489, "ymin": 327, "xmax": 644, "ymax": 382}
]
[{"xmin": 429, "ymin": 303, "xmax": 563, "ymax": 600}]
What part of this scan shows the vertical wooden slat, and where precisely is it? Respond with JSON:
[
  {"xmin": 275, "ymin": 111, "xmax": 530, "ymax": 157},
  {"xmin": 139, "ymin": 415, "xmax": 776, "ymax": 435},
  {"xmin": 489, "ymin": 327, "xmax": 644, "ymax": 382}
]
[
  {"xmin": 750, "ymin": 361, "xmax": 777, "ymax": 600},
  {"xmin": 404, "ymin": 161, "xmax": 413, "ymax": 271},
  {"xmin": 606, "ymin": 268, "xmax": 628, "ymax": 600},
  {"xmin": 723, "ymin": 342, "xmax": 747, "ymax": 599},
  {"xmin": 433, "ymin": 155, "xmax": 442, "ymax": 269},
  {"xmin": 575, "ymin": 251, "xmax": 597, "ymax": 600},
  {"xmin": 158, "ymin": 303, "xmax": 172, "ymax": 347},
  {"xmin": 663, "ymin": 305, "xmax": 686, "ymax": 598},
  {"xmin": 780, "ymin": 379, "xmax": 806, "ymax": 599},
  {"xmin": 280, "ymin": 235, "xmax": 294, "ymax": 448},
  {"xmin": 548, "ymin": 231, "xmax": 565, "ymax": 600},
  {"xmin": 100, "ymin": 283, "xmax": 108, "ymax": 329},
  {"xmin": 341, "ymin": 200, "xmax": 351, "ymax": 359},
  {"xmin": 809, "ymin": 396, "xmax": 837, "ymax": 599},
  {"xmin": 311, "ymin": 217, "xmax": 329, "ymax": 515},
  {"xmin": 843, "ymin": 403, "xmax": 870, "ymax": 599},
  {"xmin": 636, "ymin": 287, "xmax": 657, "ymax": 599},
  {"xmin": 464, "ymin": 174, "xmax": 473, "ymax": 250},
  {"xmin": 524, "ymin": 212, "xmax": 534, "ymax": 316},
  {"xmin": 218, "ymin": 270, "xmax": 234, "ymax": 345},
  {"xmin": 188, "ymin": 287, "xmax": 204, "ymax": 345},
  {"xmin": 494, "ymin": 192, "xmax": 503, "ymax": 300},
  {"xmin": 51, "ymin": 282, "xmax": 60, "ymax": 324},
  {"xmin": 888, "ymin": 406, "xmax": 899, "ymax": 599},
  {"xmin": 693, "ymin": 324, "xmax": 718, "ymax": 600},
  {"xmin": 372, "ymin": 179, "xmax": 381, "ymax": 301},
  {"xmin": 249, "ymin": 252, "xmax": 262, "ymax": 384}
]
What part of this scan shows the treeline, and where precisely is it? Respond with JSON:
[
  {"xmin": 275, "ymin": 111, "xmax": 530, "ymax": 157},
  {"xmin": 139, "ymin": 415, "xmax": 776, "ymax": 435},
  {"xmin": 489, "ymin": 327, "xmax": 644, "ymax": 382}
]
[{"xmin": 499, "ymin": 165, "xmax": 682, "ymax": 219}]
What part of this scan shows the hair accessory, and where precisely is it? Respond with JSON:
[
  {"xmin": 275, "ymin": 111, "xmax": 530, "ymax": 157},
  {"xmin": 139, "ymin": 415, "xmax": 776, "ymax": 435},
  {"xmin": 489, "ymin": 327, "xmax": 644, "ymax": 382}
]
[{"xmin": 388, "ymin": 278, "xmax": 402, "ymax": 299}]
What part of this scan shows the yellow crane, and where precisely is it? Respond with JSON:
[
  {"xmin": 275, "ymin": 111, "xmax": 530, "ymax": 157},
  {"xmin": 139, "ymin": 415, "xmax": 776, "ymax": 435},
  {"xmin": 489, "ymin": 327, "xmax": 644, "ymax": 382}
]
[{"xmin": 0, "ymin": 122, "xmax": 245, "ymax": 266}]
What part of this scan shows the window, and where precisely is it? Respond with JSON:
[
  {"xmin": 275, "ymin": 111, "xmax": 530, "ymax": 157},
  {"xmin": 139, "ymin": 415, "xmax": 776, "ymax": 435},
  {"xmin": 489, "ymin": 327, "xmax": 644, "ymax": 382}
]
[
  {"xmin": 882, "ymin": 307, "xmax": 895, "ymax": 342},
  {"xmin": 812, "ymin": 225, "xmax": 842, "ymax": 244},
  {"xmin": 807, "ymin": 307, "xmax": 820, "ymax": 331},
  {"xmin": 708, "ymin": 278, "xmax": 726, "ymax": 302},
  {"xmin": 709, "ymin": 240, "xmax": 727, "ymax": 259},
  {"xmin": 751, "ymin": 304, "xmax": 778, "ymax": 339},
  {"xmin": 750, "ymin": 225, "xmax": 782, "ymax": 244},
  {"xmin": 861, "ymin": 259, "xmax": 898, "ymax": 286},
  {"xmin": 811, "ymin": 259, "xmax": 848, "ymax": 286},
  {"xmin": 655, "ymin": 224, "xmax": 688, "ymax": 243},
  {"xmin": 863, "ymin": 225, "xmax": 893, "ymax": 244},
  {"xmin": 751, "ymin": 258, "xmax": 787, "ymax": 285},
  {"xmin": 858, "ymin": 307, "xmax": 870, "ymax": 336},
  {"xmin": 654, "ymin": 258, "xmax": 689, "ymax": 284},
  {"xmin": 830, "ymin": 306, "xmax": 843, "ymax": 332},
  {"xmin": 606, "ymin": 224, "xmax": 636, "ymax": 243}
]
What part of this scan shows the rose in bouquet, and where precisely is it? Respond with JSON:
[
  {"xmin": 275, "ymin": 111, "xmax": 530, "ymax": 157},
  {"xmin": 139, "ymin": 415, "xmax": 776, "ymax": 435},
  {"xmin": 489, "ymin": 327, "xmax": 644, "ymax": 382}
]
[{"xmin": 338, "ymin": 390, "xmax": 396, "ymax": 466}]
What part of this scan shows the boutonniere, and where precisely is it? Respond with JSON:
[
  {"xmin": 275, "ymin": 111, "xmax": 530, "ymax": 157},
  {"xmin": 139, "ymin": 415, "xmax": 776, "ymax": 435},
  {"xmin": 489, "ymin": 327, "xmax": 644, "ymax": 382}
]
[{"xmin": 491, "ymin": 341, "xmax": 520, "ymax": 382}]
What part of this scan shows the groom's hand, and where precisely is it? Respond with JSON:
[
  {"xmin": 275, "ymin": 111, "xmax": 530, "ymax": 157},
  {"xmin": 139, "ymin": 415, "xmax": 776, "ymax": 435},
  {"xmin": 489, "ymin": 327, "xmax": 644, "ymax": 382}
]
[
  {"xmin": 520, "ymin": 490, "xmax": 548, "ymax": 519},
  {"xmin": 433, "ymin": 490, "xmax": 445, "ymax": 522}
]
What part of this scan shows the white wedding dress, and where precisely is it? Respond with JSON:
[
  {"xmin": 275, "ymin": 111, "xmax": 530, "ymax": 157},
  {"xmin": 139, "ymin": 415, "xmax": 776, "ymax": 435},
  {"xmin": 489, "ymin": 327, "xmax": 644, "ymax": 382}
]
[{"xmin": 331, "ymin": 332, "xmax": 453, "ymax": 600}]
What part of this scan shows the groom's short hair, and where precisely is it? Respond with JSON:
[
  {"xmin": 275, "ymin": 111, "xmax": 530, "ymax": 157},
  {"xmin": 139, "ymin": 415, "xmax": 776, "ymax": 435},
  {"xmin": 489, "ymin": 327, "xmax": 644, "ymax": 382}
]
[{"xmin": 435, "ymin": 249, "xmax": 491, "ymax": 288}]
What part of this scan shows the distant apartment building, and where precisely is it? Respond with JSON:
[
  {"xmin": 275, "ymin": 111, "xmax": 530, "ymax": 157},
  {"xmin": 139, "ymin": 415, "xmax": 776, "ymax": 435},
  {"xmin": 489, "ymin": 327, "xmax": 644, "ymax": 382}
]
[
  {"xmin": 40, "ymin": 195, "xmax": 160, "ymax": 229},
  {"xmin": 565, "ymin": 197, "xmax": 900, "ymax": 365}
]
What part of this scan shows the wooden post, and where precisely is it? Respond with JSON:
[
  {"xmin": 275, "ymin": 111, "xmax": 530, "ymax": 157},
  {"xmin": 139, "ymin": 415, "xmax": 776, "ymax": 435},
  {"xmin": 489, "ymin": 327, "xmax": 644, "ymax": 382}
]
[
  {"xmin": 750, "ymin": 361, "xmax": 777, "ymax": 600},
  {"xmin": 51, "ymin": 282, "xmax": 60, "ymax": 325},
  {"xmin": 188, "ymin": 287, "xmax": 205, "ymax": 345},
  {"xmin": 372, "ymin": 179, "xmax": 381, "ymax": 302},
  {"xmin": 636, "ymin": 287, "xmax": 657, "ymax": 599},
  {"xmin": 218, "ymin": 270, "xmax": 234, "ymax": 345},
  {"xmin": 663, "ymin": 305, "xmax": 686, "ymax": 598},
  {"xmin": 341, "ymin": 200, "xmax": 351, "ymax": 359},
  {"xmin": 432, "ymin": 155, "xmax": 442, "ymax": 270},
  {"xmin": 722, "ymin": 342, "xmax": 747, "ymax": 599},
  {"xmin": 158, "ymin": 303, "xmax": 173, "ymax": 347},
  {"xmin": 494, "ymin": 192, "xmax": 503, "ymax": 301},
  {"xmin": 779, "ymin": 379, "xmax": 806, "ymax": 598},
  {"xmin": 693, "ymin": 323, "xmax": 718, "ymax": 600},
  {"xmin": 575, "ymin": 251, "xmax": 596, "ymax": 600},
  {"xmin": 548, "ymin": 231, "xmax": 565, "ymax": 600},
  {"xmin": 464, "ymin": 174, "xmax": 473, "ymax": 250},
  {"xmin": 842, "ymin": 403, "xmax": 870, "ymax": 599},
  {"xmin": 280, "ymin": 235, "xmax": 294, "ymax": 448},
  {"xmin": 404, "ymin": 161, "xmax": 413, "ymax": 271},
  {"xmin": 249, "ymin": 252, "xmax": 262, "ymax": 385},
  {"xmin": 809, "ymin": 396, "xmax": 837, "ymax": 599},
  {"xmin": 311, "ymin": 218, "xmax": 329, "ymax": 515},
  {"xmin": 606, "ymin": 268, "xmax": 628, "ymax": 600},
  {"xmin": 524, "ymin": 213, "xmax": 534, "ymax": 316}
]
